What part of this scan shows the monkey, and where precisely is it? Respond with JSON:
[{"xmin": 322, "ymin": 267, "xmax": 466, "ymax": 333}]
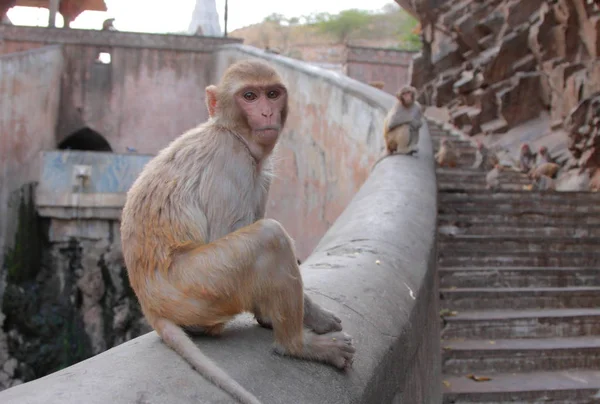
[
  {"xmin": 383, "ymin": 85, "xmax": 423, "ymax": 155},
  {"xmin": 486, "ymin": 164, "xmax": 503, "ymax": 190},
  {"xmin": 472, "ymin": 139, "xmax": 499, "ymax": 171},
  {"xmin": 533, "ymin": 174, "xmax": 556, "ymax": 191},
  {"xmin": 102, "ymin": 18, "xmax": 117, "ymax": 31},
  {"xmin": 120, "ymin": 59, "xmax": 354, "ymax": 404},
  {"xmin": 537, "ymin": 145, "xmax": 559, "ymax": 165},
  {"xmin": 518, "ymin": 143, "xmax": 536, "ymax": 173},
  {"xmin": 435, "ymin": 137, "xmax": 459, "ymax": 167},
  {"xmin": 195, "ymin": 25, "xmax": 204, "ymax": 36},
  {"xmin": 529, "ymin": 161, "xmax": 561, "ymax": 180}
]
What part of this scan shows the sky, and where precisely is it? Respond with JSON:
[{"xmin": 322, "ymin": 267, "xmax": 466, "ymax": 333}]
[{"xmin": 7, "ymin": 0, "xmax": 395, "ymax": 34}]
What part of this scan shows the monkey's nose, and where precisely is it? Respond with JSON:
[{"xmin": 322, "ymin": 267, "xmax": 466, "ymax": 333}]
[{"xmin": 262, "ymin": 110, "xmax": 273, "ymax": 118}]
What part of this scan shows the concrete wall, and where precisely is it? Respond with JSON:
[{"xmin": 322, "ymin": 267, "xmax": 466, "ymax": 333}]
[
  {"xmin": 0, "ymin": 44, "xmax": 441, "ymax": 404},
  {"xmin": 0, "ymin": 45, "xmax": 64, "ymax": 270},
  {"xmin": 35, "ymin": 150, "xmax": 154, "ymax": 220},
  {"xmin": 345, "ymin": 46, "xmax": 417, "ymax": 96},
  {"xmin": 0, "ymin": 25, "xmax": 243, "ymax": 155},
  {"xmin": 211, "ymin": 45, "xmax": 390, "ymax": 259}
]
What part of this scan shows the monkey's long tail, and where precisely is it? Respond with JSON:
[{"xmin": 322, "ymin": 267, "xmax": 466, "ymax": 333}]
[{"xmin": 158, "ymin": 319, "xmax": 263, "ymax": 404}]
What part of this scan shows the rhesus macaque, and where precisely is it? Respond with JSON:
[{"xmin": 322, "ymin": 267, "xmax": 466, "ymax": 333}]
[
  {"xmin": 486, "ymin": 164, "xmax": 503, "ymax": 190},
  {"xmin": 102, "ymin": 18, "xmax": 117, "ymax": 31},
  {"xmin": 534, "ymin": 174, "xmax": 556, "ymax": 191},
  {"xmin": 435, "ymin": 137, "xmax": 459, "ymax": 167},
  {"xmin": 383, "ymin": 85, "xmax": 423, "ymax": 155},
  {"xmin": 518, "ymin": 143, "xmax": 536, "ymax": 173},
  {"xmin": 472, "ymin": 139, "xmax": 499, "ymax": 171},
  {"xmin": 530, "ymin": 162, "xmax": 561, "ymax": 180},
  {"xmin": 537, "ymin": 145, "xmax": 559, "ymax": 165},
  {"xmin": 120, "ymin": 60, "xmax": 354, "ymax": 404}
]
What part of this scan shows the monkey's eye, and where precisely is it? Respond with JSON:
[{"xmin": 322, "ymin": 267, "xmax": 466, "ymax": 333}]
[
  {"xmin": 243, "ymin": 91, "xmax": 257, "ymax": 101},
  {"xmin": 266, "ymin": 90, "xmax": 280, "ymax": 99}
]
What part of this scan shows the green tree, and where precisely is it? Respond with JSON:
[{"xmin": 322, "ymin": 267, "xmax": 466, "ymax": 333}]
[{"xmin": 315, "ymin": 9, "xmax": 372, "ymax": 44}]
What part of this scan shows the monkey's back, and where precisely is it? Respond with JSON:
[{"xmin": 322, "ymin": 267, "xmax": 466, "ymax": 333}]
[{"xmin": 120, "ymin": 124, "xmax": 269, "ymax": 292}]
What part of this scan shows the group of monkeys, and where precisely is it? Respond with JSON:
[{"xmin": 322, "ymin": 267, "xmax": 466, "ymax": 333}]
[
  {"xmin": 435, "ymin": 135, "xmax": 562, "ymax": 191},
  {"xmin": 381, "ymin": 86, "xmax": 562, "ymax": 191}
]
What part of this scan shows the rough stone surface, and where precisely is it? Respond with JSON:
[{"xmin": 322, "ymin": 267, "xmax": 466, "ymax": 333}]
[
  {"xmin": 0, "ymin": 122, "xmax": 440, "ymax": 404},
  {"xmin": 403, "ymin": 0, "xmax": 600, "ymax": 180}
]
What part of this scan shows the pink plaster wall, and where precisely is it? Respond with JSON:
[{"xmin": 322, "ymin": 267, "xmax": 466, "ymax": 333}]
[
  {"xmin": 345, "ymin": 46, "xmax": 417, "ymax": 95},
  {"xmin": 0, "ymin": 46, "xmax": 63, "ymax": 263},
  {"xmin": 212, "ymin": 46, "xmax": 394, "ymax": 260}
]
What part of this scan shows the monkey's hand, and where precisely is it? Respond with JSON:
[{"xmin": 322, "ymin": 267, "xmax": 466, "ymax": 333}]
[{"xmin": 303, "ymin": 294, "xmax": 343, "ymax": 334}]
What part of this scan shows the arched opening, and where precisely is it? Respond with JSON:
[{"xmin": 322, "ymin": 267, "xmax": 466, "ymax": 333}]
[{"xmin": 58, "ymin": 128, "xmax": 113, "ymax": 152}]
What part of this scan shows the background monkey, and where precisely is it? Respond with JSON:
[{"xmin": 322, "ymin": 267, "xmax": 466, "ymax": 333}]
[
  {"xmin": 383, "ymin": 85, "xmax": 423, "ymax": 155},
  {"xmin": 120, "ymin": 59, "xmax": 354, "ymax": 404},
  {"xmin": 435, "ymin": 137, "xmax": 459, "ymax": 167},
  {"xmin": 472, "ymin": 139, "xmax": 499, "ymax": 171},
  {"xmin": 102, "ymin": 18, "xmax": 117, "ymax": 31},
  {"xmin": 518, "ymin": 143, "xmax": 536, "ymax": 173},
  {"xmin": 486, "ymin": 164, "xmax": 503, "ymax": 190}
]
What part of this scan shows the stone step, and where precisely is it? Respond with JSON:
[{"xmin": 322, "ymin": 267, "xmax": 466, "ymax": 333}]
[
  {"xmin": 439, "ymin": 254, "xmax": 600, "ymax": 268},
  {"xmin": 439, "ymin": 287, "xmax": 600, "ymax": 310},
  {"xmin": 442, "ymin": 337, "xmax": 600, "ymax": 375},
  {"xmin": 439, "ymin": 199, "xmax": 600, "ymax": 214},
  {"xmin": 440, "ymin": 190, "xmax": 600, "ymax": 203},
  {"xmin": 438, "ymin": 236, "xmax": 600, "ymax": 254},
  {"xmin": 438, "ymin": 223, "xmax": 600, "ymax": 237},
  {"xmin": 441, "ymin": 308, "xmax": 600, "ymax": 340},
  {"xmin": 439, "ymin": 267, "xmax": 600, "ymax": 288},
  {"xmin": 442, "ymin": 370, "xmax": 600, "ymax": 403},
  {"xmin": 438, "ymin": 212, "xmax": 600, "ymax": 226},
  {"xmin": 437, "ymin": 175, "xmax": 532, "ymax": 185},
  {"xmin": 439, "ymin": 183, "xmax": 530, "ymax": 191},
  {"xmin": 436, "ymin": 168, "xmax": 526, "ymax": 177}
]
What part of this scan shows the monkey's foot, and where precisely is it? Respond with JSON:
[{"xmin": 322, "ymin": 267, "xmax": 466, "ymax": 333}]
[
  {"xmin": 304, "ymin": 305, "xmax": 343, "ymax": 334},
  {"xmin": 305, "ymin": 331, "xmax": 355, "ymax": 369},
  {"xmin": 273, "ymin": 331, "xmax": 355, "ymax": 370}
]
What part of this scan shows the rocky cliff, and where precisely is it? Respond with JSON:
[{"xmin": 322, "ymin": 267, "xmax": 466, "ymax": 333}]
[{"xmin": 403, "ymin": 0, "xmax": 600, "ymax": 189}]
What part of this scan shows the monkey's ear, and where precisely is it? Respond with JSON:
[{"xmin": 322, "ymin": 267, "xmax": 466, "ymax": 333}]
[{"xmin": 205, "ymin": 85, "xmax": 218, "ymax": 118}]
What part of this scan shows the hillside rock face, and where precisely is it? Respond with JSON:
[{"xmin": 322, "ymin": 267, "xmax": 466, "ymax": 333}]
[{"xmin": 404, "ymin": 0, "xmax": 600, "ymax": 179}]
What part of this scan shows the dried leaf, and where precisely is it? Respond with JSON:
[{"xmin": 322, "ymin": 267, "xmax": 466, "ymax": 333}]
[
  {"xmin": 466, "ymin": 374, "xmax": 492, "ymax": 382},
  {"xmin": 488, "ymin": 340, "xmax": 496, "ymax": 345},
  {"xmin": 443, "ymin": 380, "xmax": 451, "ymax": 388}
]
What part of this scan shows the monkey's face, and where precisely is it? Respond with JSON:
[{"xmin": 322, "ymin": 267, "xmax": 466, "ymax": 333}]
[
  {"xmin": 235, "ymin": 85, "xmax": 288, "ymax": 147},
  {"xmin": 400, "ymin": 92, "xmax": 414, "ymax": 107}
]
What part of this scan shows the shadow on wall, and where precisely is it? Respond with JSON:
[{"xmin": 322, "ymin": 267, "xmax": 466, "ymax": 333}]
[
  {"xmin": 0, "ymin": 44, "xmax": 441, "ymax": 404},
  {"xmin": 57, "ymin": 127, "xmax": 113, "ymax": 152}
]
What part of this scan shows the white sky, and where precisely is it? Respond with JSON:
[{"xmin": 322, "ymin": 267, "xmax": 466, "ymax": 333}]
[{"xmin": 7, "ymin": 0, "xmax": 395, "ymax": 34}]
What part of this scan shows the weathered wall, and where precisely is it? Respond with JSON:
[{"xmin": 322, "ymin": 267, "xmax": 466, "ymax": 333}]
[
  {"xmin": 0, "ymin": 25, "xmax": 243, "ymax": 155},
  {"xmin": 345, "ymin": 45, "xmax": 416, "ymax": 95},
  {"xmin": 0, "ymin": 45, "xmax": 63, "ymax": 273},
  {"xmin": 211, "ymin": 45, "xmax": 390, "ymax": 259}
]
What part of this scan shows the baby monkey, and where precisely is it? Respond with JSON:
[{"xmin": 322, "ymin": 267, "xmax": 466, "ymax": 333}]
[
  {"xmin": 383, "ymin": 85, "xmax": 423, "ymax": 155},
  {"xmin": 121, "ymin": 59, "xmax": 354, "ymax": 404}
]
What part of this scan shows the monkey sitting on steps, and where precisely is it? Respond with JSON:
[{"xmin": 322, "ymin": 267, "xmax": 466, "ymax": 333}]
[
  {"xmin": 120, "ymin": 59, "xmax": 354, "ymax": 404},
  {"xmin": 383, "ymin": 85, "xmax": 423, "ymax": 155}
]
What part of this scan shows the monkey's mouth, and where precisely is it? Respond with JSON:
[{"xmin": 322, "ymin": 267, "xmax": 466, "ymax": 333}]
[{"xmin": 255, "ymin": 128, "xmax": 280, "ymax": 144}]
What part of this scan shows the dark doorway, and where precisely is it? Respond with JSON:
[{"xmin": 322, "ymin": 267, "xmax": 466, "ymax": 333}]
[{"xmin": 58, "ymin": 127, "xmax": 112, "ymax": 152}]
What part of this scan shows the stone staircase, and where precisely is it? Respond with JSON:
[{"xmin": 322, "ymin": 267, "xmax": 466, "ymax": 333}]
[{"xmin": 429, "ymin": 121, "xmax": 600, "ymax": 404}]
